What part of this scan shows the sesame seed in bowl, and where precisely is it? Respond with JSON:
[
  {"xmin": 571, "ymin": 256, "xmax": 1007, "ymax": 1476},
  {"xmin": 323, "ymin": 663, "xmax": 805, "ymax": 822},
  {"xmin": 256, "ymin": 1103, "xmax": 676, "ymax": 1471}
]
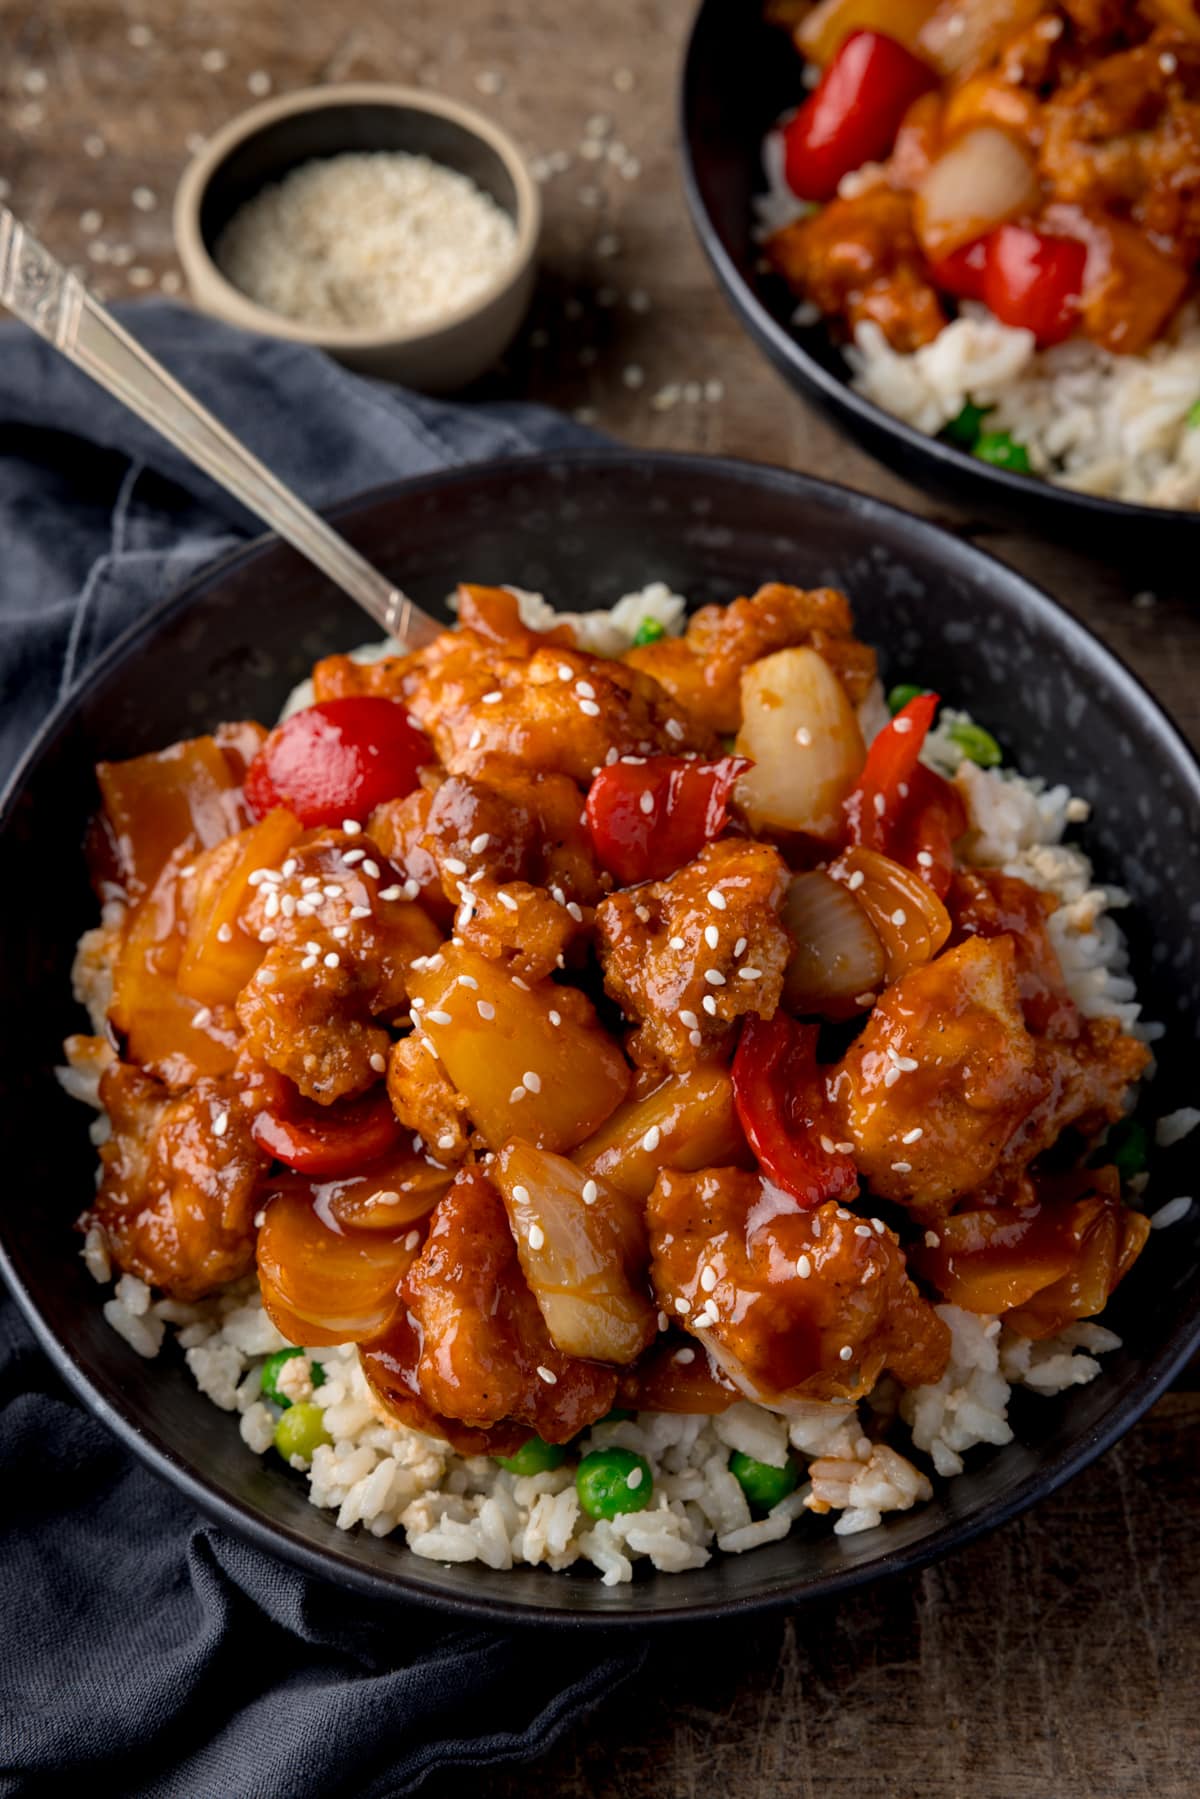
[{"xmin": 175, "ymin": 84, "xmax": 540, "ymax": 391}]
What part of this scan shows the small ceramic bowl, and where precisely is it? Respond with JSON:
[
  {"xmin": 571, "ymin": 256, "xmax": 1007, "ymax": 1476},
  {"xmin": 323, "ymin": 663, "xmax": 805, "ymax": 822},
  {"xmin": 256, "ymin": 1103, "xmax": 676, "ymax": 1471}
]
[{"xmin": 174, "ymin": 83, "xmax": 540, "ymax": 391}]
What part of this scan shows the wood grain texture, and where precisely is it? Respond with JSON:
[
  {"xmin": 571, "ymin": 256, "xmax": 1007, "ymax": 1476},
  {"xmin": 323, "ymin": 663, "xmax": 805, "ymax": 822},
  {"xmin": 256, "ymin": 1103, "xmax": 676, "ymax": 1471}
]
[{"xmin": 1, "ymin": 2, "xmax": 1197, "ymax": 1791}]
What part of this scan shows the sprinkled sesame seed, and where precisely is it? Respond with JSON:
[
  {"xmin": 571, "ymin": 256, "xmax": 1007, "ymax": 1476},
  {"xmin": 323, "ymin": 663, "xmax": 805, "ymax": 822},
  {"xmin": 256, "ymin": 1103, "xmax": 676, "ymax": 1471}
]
[
  {"xmin": 873, "ymin": 793, "xmax": 886, "ymax": 817},
  {"xmin": 342, "ymin": 819, "xmax": 363, "ymax": 836},
  {"xmin": 797, "ymin": 1255, "xmax": 812, "ymax": 1279},
  {"xmin": 675, "ymin": 1296, "xmax": 690, "ymax": 1314},
  {"xmin": 893, "ymin": 716, "xmax": 914, "ymax": 735},
  {"xmin": 444, "ymin": 857, "xmax": 468, "ymax": 876},
  {"xmin": 626, "ymin": 1466, "xmax": 644, "ymax": 1490},
  {"xmin": 343, "ymin": 848, "xmax": 365, "ymax": 866},
  {"xmin": 300, "ymin": 955, "xmax": 317, "ymax": 971},
  {"xmin": 323, "ymin": 952, "xmax": 339, "ymax": 969},
  {"xmin": 835, "ymin": 1141, "xmax": 854, "ymax": 1155},
  {"xmin": 369, "ymin": 1052, "xmax": 387, "ymax": 1073},
  {"xmin": 361, "ymin": 859, "xmax": 380, "ymax": 880},
  {"xmin": 212, "ymin": 1111, "xmax": 229, "ymax": 1138},
  {"xmin": 192, "ymin": 1006, "xmax": 213, "ymax": 1029},
  {"xmin": 883, "ymin": 1066, "xmax": 901, "ymax": 1089},
  {"xmin": 428, "ymin": 1009, "xmax": 452, "ymax": 1026},
  {"xmin": 854, "ymin": 992, "xmax": 876, "ymax": 1007},
  {"xmin": 704, "ymin": 969, "xmax": 726, "ymax": 986},
  {"xmin": 679, "ymin": 1009, "xmax": 699, "ymax": 1029},
  {"xmin": 481, "ymin": 689, "xmax": 502, "ymax": 705},
  {"xmin": 522, "ymin": 1071, "xmax": 542, "ymax": 1094},
  {"xmin": 468, "ymin": 729, "xmax": 483, "ymax": 751},
  {"xmin": 528, "ymin": 1223, "xmax": 546, "ymax": 1250},
  {"xmin": 674, "ymin": 1347, "xmax": 695, "ymax": 1364},
  {"xmin": 512, "ymin": 974, "xmax": 531, "ymax": 991},
  {"xmin": 916, "ymin": 851, "xmax": 934, "ymax": 868},
  {"xmin": 839, "ymin": 1346, "xmax": 853, "ymax": 1362},
  {"xmin": 702, "ymin": 995, "xmax": 718, "ymax": 1016},
  {"xmin": 845, "ymin": 870, "xmax": 864, "ymax": 892},
  {"xmin": 901, "ymin": 1127, "xmax": 924, "ymax": 1144},
  {"xmin": 704, "ymin": 924, "xmax": 719, "ymax": 950},
  {"xmin": 548, "ymin": 1009, "xmax": 561, "ymax": 1027},
  {"xmin": 707, "ymin": 888, "xmax": 727, "ymax": 911},
  {"xmin": 579, "ymin": 698, "xmax": 601, "ymax": 717},
  {"xmin": 350, "ymin": 905, "xmax": 371, "ymax": 920},
  {"xmin": 642, "ymin": 1125, "xmax": 661, "ymax": 1152},
  {"xmin": 689, "ymin": 1030, "xmax": 703, "ymax": 1046},
  {"xmin": 700, "ymin": 1265, "xmax": 717, "ymax": 1292},
  {"xmin": 924, "ymin": 1230, "xmax": 940, "ymax": 1248},
  {"xmin": 536, "ymin": 1365, "xmax": 557, "ymax": 1385},
  {"xmin": 638, "ymin": 790, "xmax": 655, "ymax": 816},
  {"xmin": 575, "ymin": 680, "xmax": 596, "ymax": 699},
  {"xmin": 404, "ymin": 1230, "xmax": 421, "ymax": 1252},
  {"xmin": 738, "ymin": 967, "xmax": 762, "ymax": 981},
  {"xmin": 213, "ymin": 923, "xmax": 233, "ymax": 944},
  {"xmin": 583, "ymin": 1180, "xmax": 599, "ymax": 1205},
  {"xmin": 510, "ymin": 1085, "xmax": 526, "ymax": 1102},
  {"xmin": 890, "ymin": 908, "xmax": 907, "ymax": 927},
  {"xmin": 891, "ymin": 1160, "xmax": 912, "ymax": 1174},
  {"xmin": 470, "ymin": 833, "xmax": 491, "ymax": 854},
  {"xmin": 332, "ymin": 925, "xmax": 350, "ymax": 941},
  {"xmin": 301, "ymin": 876, "xmax": 321, "ymax": 891},
  {"xmin": 557, "ymin": 663, "xmax": 574, "ymax": 681},
  {"xmin": 794, "ymin": 726, "xmax": 812, "ymax": 747},
  {"xmin": 854, "ymin": 1224, "xmax": 872, "ymax": 1238},
  {"xmin": 493, "ymin": 889, "xmax": 518, "ymax": 913},
  {"xmin": 669, "ymin": 937, "xmax": 686, "ymax": 951},
  {"xmin": 566, "ymin": 901, "xmax": 583, "ymax": 922},
  {"xmin": 666, "ymin": 718, "xmax": 685, "ymax": 740}
]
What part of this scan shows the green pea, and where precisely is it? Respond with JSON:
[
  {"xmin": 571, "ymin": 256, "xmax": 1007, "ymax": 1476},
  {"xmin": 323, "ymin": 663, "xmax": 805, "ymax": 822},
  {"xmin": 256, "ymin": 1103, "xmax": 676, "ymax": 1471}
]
[
  {"xmin": 1092, "ymin": 1117, "xmax": 1148, "ymax": 1182},
  {"xmin": 273, "ymin": 1402, "xmax": 331, "ymax": 1465},
  {"xmin": 1187, "ymin": 399, "xmax": 1200, "ymax": 429},
  {"xmin": 887, "ymin": 682, "xmax": 929, "ymax": 716},
  {"xmin": 729, "ymin": 1450, "xmax": 800, "ymax": 1512},
  {"xmin": 632, "ymin": 616, "xmax": 667, "ymax": 647},
  {"xmin": 973, "ymin": 431, "xmax": 1032, "ymax": 473},
  {"xmin": 943, "ymin": 400, "xmax": 992, "ymax": 449},
  {"xmin": 576, "ymin": 1448, "xmax": 654, "ymax": 1520},
  {"xmin": 260, "ymin": 1346, "xmax": 325, "ymax": 1409},
  {"xmin": 945, "ymin": 718, "xmax": 1003, "ymax": 768},
  {"xmin": 495, "ymin": 1435, "xmax": 569, "ymax": 1476}
]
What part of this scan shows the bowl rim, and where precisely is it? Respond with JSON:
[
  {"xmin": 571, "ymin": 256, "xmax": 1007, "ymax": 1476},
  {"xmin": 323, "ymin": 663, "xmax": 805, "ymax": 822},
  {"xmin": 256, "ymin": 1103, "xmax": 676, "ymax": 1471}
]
[
  {"xmin": 677, "ymin": 0, "xmax": 1200, "ymax": 531},
  {"xmin": 4, "ymin": 444, "xmax": 1200, "ymax": 1627},
  {"xmin": 173, "ymin": 81, "xmax": 541, "ymax": 352}
]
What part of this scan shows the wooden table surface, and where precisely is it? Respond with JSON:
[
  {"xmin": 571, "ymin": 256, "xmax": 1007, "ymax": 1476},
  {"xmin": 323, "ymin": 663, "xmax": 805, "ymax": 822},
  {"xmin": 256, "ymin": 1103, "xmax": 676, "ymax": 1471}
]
[{"xmin": 2, "ymin": 2, "xmax": 1198, "ymax": 1793}]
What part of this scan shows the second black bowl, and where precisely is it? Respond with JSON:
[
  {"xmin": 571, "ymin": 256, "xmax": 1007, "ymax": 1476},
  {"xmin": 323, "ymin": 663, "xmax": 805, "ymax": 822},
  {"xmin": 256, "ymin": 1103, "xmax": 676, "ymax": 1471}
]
[{"xmin": 679, "ymin": 0, "xmax": 1200, "ymax": 558}]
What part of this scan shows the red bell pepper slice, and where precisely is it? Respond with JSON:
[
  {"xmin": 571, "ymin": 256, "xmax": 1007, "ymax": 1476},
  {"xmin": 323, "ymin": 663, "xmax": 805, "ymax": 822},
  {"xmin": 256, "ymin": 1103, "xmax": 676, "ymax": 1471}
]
[
  {"xmin": 252, "ymin": 1087, "xmax": 404, "ymax": 1176},
  {"xmin": 929, "ymin": 236, "xmax": 989, "ymax": 302},
  {"xmin": 732, "ymin": 1014, "xmax": 858, "ymax": 1210},
  {"xmin": 245, "ymin": 697, "xmax": 432, "ymax": 827},
  {"xmin": 843, "ymin": 693, "xmax": 963, "ymax": 894},
  {"xmin": 585, "ymin": 754, "xmax": 751, "ymax": 886},
  {"xmin": 783, "ymin": 30, "xmax": 937, "ymax": 203},
  {"xmin": 982, "ymin": 224, "xmax": 1087, "ymax": 348}
]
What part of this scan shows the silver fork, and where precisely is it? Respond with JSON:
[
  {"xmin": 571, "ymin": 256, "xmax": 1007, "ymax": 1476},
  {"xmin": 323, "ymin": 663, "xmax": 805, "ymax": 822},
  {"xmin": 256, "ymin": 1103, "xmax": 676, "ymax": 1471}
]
[{"xmin": 0, "ymin": 204, "xmax": 444, "ymax": 650}]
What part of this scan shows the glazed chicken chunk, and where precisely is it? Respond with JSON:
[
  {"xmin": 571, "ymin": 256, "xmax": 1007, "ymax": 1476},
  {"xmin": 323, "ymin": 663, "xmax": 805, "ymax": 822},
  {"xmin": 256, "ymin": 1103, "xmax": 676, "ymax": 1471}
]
[
  {"xmin": 85, "ymin": 1061, "xmax": 268, "ymax": 1300},
  {"xmin": 648, "ymin": 1168, "xmax": 951, "ymax": 1404},
  {"xmin": 833, "ymin": 936, "xmax": 1046, "ymax": 1226},
  {"xmin": 401, "ymin": 1167, "xmax": 617, "ymax": 1441},
  {"xmin": 596, "ymin": 838, "xmax": 793, "ymax": 1072},
  {"xmin": 624, "ymin": 581, "xmax": 878, "ymax": 734}
]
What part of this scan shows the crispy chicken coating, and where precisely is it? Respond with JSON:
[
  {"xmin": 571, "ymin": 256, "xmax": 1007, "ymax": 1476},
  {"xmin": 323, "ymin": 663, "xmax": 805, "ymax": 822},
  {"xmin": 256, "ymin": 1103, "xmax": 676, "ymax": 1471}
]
[
  {"xmin": 647, "ymin": 1170, "xmax": 950, "ymax": 1403},
  {"xmin": 596, "ymin": 838, "xmax": 792, "ymax": 1072}
]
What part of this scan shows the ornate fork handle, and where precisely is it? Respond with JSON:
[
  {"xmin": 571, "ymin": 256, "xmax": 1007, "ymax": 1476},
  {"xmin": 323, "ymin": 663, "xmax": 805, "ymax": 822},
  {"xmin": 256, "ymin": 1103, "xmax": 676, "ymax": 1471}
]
[{"xmin": 0, "ymin": 205, "xmax": 443, "ymax": 649}]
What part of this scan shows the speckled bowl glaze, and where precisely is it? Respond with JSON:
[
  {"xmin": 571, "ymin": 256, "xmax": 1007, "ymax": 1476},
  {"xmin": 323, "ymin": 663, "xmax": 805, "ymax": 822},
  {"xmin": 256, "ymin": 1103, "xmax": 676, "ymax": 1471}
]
[
  {"xmin": 2, "ymin": 450, "xmax": 1198, "ymax": 1626},
  {"xmin": 680, "ymin": 0, "xmax": 1200, "ymax": 554}
]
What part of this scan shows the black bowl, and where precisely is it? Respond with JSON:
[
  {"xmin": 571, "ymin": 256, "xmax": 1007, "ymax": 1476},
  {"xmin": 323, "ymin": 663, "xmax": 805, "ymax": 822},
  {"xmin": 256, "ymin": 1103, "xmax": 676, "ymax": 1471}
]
[
  {"xmin": 2, "ymin": 449, "xmax": 1199, "ymax": 1627},
  {"xmin": 680, "ymin": 0, "xmax": 1200, "ymax": 556}
]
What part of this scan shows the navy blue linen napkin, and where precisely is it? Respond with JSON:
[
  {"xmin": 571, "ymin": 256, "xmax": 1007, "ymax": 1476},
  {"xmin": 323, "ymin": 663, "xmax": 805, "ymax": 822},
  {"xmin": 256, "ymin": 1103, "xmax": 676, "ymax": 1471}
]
[{"xmin": 0, "ymin": 303, "xmax": 643, "ymax": 1797}]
